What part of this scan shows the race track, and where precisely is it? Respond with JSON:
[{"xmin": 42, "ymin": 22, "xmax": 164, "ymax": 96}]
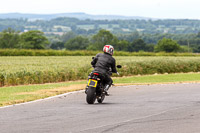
[{"xmin": 1, "ymin": 83, "xmax": 200, "ymax": 133}]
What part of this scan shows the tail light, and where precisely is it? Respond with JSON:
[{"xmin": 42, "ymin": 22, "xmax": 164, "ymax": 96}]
[{"xmin": 93, "ymin": 73, "xmax": 99, "ymax": 75}]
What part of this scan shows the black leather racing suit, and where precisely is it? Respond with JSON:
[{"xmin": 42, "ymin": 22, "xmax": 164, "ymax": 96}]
[{"xmin": 91, "ymin": 52, "xmax": 117, "ymax": 87}]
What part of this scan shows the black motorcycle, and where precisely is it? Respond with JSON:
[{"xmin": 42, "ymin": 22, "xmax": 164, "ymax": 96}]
[{"xmin": 85, "ymin": 65, "xmax": 121, "ymax": 104}]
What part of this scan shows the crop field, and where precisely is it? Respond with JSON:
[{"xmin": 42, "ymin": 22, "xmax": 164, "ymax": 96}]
[{"xmin": 1, "ymin": 56, "xmax": 200, "ymax": 87}]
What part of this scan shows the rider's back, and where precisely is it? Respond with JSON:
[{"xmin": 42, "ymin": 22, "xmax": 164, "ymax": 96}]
[{"xmin": 92, "ymin": 53, "xmax": 117, "ymax": 74}]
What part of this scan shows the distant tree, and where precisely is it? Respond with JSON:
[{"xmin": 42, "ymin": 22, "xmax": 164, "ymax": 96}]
[
  {"xmin": 0, "ymin": 28, "xmax": 20, "ymax": 48},
  {"xmin": 189, "ymin": 44, "xmax": 200, "ymax": 53},
  {"xmin": 19, "ymin": 30, "xmax": 49, "ymax": 49},
  {"xmin": 74, "ymin": 28, "xmax": 87, "ymax": 35},
  {"xmin": 70, "ymin": 25, "xmax": 77, "ymax": 31},
  {"xmin": 154, "ymin": 38, "xmax": 181, "ymax": 52},
  {"xmin": 179, "ymin": 45, "xmax": 193, "ymax": 53},
  {"xmin": 87, "ymin": 29, "xmax": 99, "ymax": 35},
  {"xmin": 145, "ymin": 43, "xmax": 155, "ymax": 52},
  {"xmin": 61, "ymin": 31, "xmax": 77, "ymax": 43},
  {"xmin": 115, "ymin": 40, "xmax": 129, "ymax": 51},
  {"xmin": 65, "ymin": 36, "xmax": 89, "ymax": 50},
  {"xmin": 128, "ymin": 38, "xmax": 146, "ymax": 52},
  {"xmin": 117, "ymin": 31, "xmax": 141, "ymax": 43},
  {"xmin": 197, "ymin": 32, "xmax": 200, "ymax": 38},
  {"xmin": 125, "ymin": 32, "xmax": 140, "ymax": 42},
  {"xmin": 50, "ymin": 41, "xmax": 65, "ymax": 50},
  {"xmin": 91, "ymin": 29, "xmax": 115, "ymax": 50}
]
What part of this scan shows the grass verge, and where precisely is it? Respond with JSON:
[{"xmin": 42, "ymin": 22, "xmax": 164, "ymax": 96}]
[
  {"xmin": 1, "ymin": 73, "xmax": 200, "ymax": 107},
  {"xmin": 0, "ymin": 81, "xmax": 86, "ymax": 107}
]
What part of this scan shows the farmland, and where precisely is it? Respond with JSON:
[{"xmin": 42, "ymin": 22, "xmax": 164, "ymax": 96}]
[
  {"xmin": 1, "ymin": 56, "xmax": 200, "ymax": 87},
  {"xmin": 0, "ymin": 56, "xmax": 92, "ymax": 86}
]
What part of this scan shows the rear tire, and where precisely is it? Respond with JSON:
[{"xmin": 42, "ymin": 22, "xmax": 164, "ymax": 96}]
[{"xmin": 86, "ymin": 87, "xmax": 96, "ymax": 104}]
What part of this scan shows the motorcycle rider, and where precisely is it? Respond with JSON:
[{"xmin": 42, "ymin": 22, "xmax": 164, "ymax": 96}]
[{"xmin": 91, "ymin": 45, "xmax": 119, "ymax": 95}]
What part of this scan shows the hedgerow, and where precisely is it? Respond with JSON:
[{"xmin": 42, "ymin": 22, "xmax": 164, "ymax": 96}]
[{"xmin": 0, "ymin": 49, "xmax": 200, "ymax": 56}]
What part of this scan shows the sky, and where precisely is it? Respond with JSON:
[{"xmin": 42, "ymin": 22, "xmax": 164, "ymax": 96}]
[{"xmin": 0, "ymin": 0, "xmax": 200, "ymax": 19}]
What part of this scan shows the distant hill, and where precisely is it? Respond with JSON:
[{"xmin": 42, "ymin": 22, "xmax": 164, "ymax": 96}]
[
  {"xmin": 0, "ymin": 12, "xmax": 153, "ymax": 20},
  {"xmin": 1, "ymin": 13, "xmax": 200, "ymax": 35}
]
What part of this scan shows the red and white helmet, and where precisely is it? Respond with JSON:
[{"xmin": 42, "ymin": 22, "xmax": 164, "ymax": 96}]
[{"xmin": 103, "ymin": 45, "xmax": 114, "ymax": 55}]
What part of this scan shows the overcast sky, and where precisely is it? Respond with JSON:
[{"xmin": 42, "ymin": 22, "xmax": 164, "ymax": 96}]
[{"xmin": 0, "ymin": 0, "xmax": 200, "ymax": 19}]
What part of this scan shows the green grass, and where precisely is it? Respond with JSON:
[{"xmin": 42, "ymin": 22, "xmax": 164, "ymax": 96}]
[
  {"xmin": 1, "ymin": 73, "xmax": 200, "ymax": 107},
  {"xmin": 113, "ymin": 73, "xmax": 200, "ymax": 84}
]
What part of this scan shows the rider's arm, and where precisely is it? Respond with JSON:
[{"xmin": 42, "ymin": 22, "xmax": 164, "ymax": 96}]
[
  {"xmin": 111, "ymin": 59, "xmax": 117, "ymax": 73},
  {"xmin": 91, "ymin": 54, "xmax": 100, "ymax": 67}
]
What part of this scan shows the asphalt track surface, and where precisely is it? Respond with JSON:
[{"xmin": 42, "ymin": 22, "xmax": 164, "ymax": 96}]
[{"xmin": 1, "ymin": 83, "xmax": 200, "ymax": 133}]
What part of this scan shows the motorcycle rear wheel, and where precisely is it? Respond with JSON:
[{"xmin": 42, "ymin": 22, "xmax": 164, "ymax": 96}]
[{"xmin": 86, "ymin": 86, "xmax": 96, "ymax": 104}]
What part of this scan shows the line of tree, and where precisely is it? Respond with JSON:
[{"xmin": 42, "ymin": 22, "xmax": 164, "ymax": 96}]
[
  {"xmin": 0, "ymin": 28, "xmax": 196, "ymax": 53},
  {"xmin": 52, "ymin": 29, "xmax": 198, "ymax": 52}
]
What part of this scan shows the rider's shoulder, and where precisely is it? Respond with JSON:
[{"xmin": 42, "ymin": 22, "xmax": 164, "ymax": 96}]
[{"xmin": 96, "ymin": 53, "xmax": 103, "ymax": 57}]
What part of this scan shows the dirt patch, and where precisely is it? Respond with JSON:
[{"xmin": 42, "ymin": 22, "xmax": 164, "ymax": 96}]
[
  {"xmin": 15, "ymin": 84, "xmax": 86, "ymax": 96},
  {"xmin": 0, "ymin": 84, "xmax": 87, "ymax": 107}
]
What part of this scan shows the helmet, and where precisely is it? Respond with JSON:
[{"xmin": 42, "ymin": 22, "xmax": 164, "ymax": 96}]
[{"xmin": 103, "ymin": 45, "xmax": 114, "ymax": 55}]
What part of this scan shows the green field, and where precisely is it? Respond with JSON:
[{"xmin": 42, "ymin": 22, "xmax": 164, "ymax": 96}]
[
  {"xmin": 0, "ymin": 56, "xmax": 92, "ymax": 86},
  {"xmin": 1, "ymin": 56, "xmax": 200, "ymax": 87}
]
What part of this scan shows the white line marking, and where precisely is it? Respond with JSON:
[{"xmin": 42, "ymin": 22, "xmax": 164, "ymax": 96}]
[{"xmin": 0, "ymin": 90, "xmax": 84, "ymax": 109}]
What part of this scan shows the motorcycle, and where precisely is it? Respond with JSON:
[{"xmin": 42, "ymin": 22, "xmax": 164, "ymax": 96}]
[{"xmin": 85, "ymin": 65, "xmax": 122, "ymax": 104}]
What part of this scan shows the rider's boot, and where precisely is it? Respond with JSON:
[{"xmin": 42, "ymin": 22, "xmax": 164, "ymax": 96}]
[{"xmin": 104, "ymin": 84, "xmax": 110, "ymax": 96}]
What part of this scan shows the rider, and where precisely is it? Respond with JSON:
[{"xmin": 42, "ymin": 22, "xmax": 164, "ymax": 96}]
[{"xmin": 91, "ymin": 45, "xmax": 119, "ymax": 95}]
